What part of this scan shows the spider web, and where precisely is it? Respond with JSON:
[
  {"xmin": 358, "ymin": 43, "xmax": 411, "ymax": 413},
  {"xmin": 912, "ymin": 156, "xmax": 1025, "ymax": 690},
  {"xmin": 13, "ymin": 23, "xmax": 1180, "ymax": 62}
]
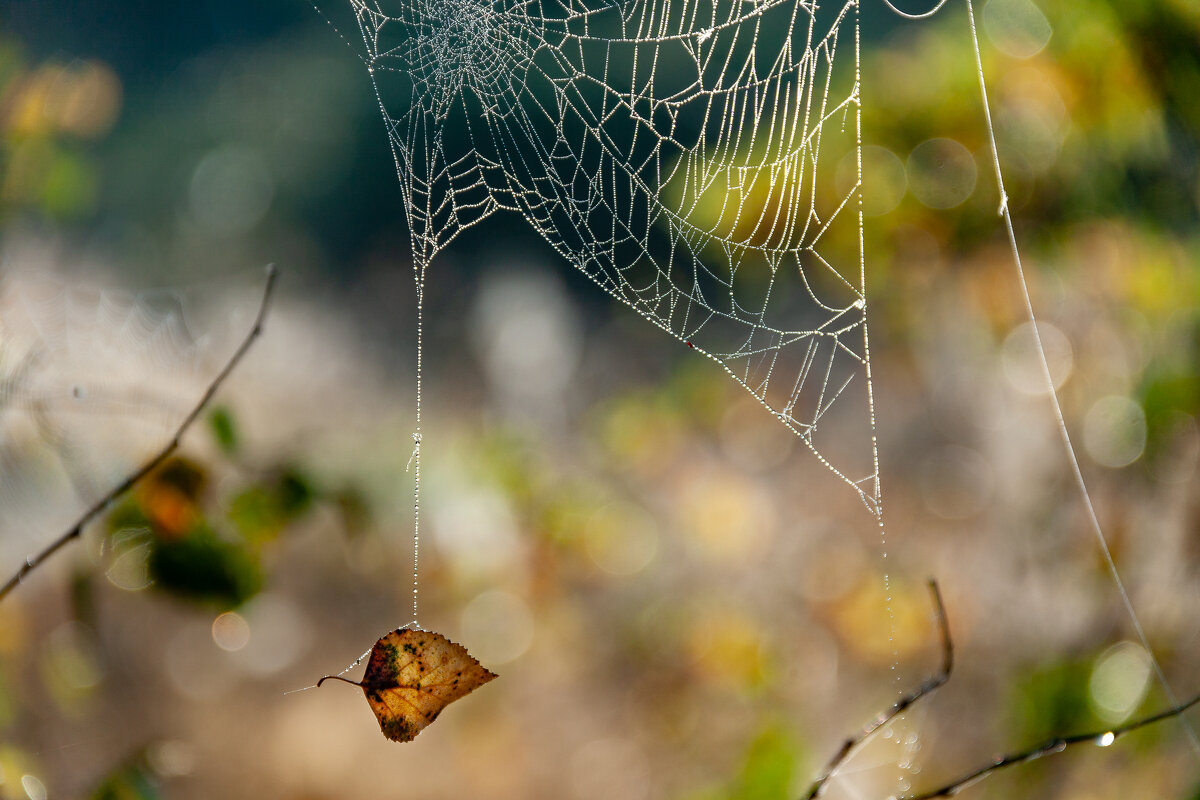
[
  {"xmin": 322, "ymin": 0, "xmax": 881, "ymax": 519},
  {"xmin": 319, "ymin": 0, "xmax": 1200, "ymax": 764}
]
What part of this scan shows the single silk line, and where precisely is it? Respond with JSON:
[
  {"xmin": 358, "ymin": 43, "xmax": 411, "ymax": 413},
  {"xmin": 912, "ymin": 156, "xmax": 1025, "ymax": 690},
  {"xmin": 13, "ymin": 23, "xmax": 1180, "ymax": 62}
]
[
  {"xmin": 962, "ymin": 0, "xmax": 1200, "ymax": 757},
  {"xmin": 411, "ymin": 280, "xmax": 424, "ymax": 628},
  {"xmin": 855, "ymin": 0, "xmax": 900, "ymax": 693},
  {"xmin": 310, "ymin": 0, "xmax": 423, "ymax": 631}
]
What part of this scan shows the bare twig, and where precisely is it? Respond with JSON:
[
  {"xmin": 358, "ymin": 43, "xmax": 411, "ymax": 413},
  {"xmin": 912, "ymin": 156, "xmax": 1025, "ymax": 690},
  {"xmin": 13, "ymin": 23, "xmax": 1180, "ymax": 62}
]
[
  {"xmin": 903, "ymin": 693, "xmax": 1200, "ymax": 799},
  {"xmin": 800, "ymin": 579, "xmax": 1198, "ymax": 799},
  {"xmin": 804, "ymin": 579, "xmax": 953, "ymax": 800},
  {"xmin": 0, "ymin": 265, "xmax": 278, "ymax": 604}
]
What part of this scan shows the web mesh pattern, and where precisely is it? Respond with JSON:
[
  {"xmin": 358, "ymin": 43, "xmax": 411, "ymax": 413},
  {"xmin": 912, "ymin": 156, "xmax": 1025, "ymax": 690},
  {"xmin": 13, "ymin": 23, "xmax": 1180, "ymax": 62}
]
[{"xmin": 337, "ymin": 0, "xmax": 876, "ymax": 513}]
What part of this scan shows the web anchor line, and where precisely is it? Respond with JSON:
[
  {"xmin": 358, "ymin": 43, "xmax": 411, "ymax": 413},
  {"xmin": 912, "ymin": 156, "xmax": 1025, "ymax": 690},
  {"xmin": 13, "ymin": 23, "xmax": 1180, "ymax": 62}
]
[
  {"xmin": 959, "ymin": 0, "xmax": 1200, "ymax": 758},
  {"xmin": 410, "ymin": 265, "xmax": 426, "ymax": 629}
]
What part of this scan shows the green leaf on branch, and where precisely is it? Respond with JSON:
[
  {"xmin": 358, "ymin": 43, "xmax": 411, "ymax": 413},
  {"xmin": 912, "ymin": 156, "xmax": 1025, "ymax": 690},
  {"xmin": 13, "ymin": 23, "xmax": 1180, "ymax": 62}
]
[
  {"xmin": 208, "ymin": 406, "xmax": 240, "ymax": 455},
  {"xmin": 147, "ymin": 526, "xmax": 261, "ymax": 609}
]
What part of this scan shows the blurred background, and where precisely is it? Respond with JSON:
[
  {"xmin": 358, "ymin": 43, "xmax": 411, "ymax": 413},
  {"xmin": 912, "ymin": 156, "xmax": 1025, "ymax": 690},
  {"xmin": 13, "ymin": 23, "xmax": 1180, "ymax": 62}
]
[{"xmin": 1, "ymin": 0, "xmax": 1199, "ymax": 798}]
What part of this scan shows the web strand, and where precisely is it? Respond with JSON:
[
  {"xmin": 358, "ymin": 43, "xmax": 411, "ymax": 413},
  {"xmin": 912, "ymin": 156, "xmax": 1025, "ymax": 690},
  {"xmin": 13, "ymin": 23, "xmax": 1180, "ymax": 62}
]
[
  {"xmin": 411, "ymin": 280, "xmax": 423, "ymax": 628},
  {"xmin": 959, "ymin": 0, "xmax": 1200, "ymax": 758},
  {"xmin": 853, "ymin": 0, "xmax": 898, "ymax": 696}
]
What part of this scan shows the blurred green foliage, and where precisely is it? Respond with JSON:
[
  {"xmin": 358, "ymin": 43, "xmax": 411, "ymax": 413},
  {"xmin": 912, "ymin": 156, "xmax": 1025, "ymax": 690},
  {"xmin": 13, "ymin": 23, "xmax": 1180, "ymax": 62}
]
[
  {"xmin": 228, "ymin": 467, "xmax": 316, "ymax": 544},
  {"xmin": 91, "ymin": 757, "xmax": 160, "ymax": 800},
  {"xmin": 864, "ymin": 0, "xmax": 1200, "ymax": 233},
  {"xmin": 101, "ymin": 406, "xmax": 363, "ymax": 610},
  {"xmin": 0, "ymin": 34, "xmax": 118, "ymax": 221},
  {"xmin": 860, "ymin": 0, "xmax": 1200, "ymax": 472},
  {"xmin": 1007, "ymin": 657, "xmax": 1097, "ymax": 746},
  {"xmin": 690, "ymin": 724, "xmax": 802, "ymax": 800},
  {"xmin": 207, "ymin": 406, "xmax": 240, "ymax": 456},
  {"xmin": 0, "ymin": 666, "xmax": 15, "ymax": 729},
  {"xmin": 145, "ymin": 526, "xmax": 263, "ymax": 609}
]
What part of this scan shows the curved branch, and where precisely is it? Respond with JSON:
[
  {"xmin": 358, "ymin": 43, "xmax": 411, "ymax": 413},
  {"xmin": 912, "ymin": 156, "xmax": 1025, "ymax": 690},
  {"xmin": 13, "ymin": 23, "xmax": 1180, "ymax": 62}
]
[
  {"xmin": 0, "ymin": 265, "xmax": 278, "ymax": 603},
  {"xmin": 904, "ymin": 693, "xmax": 1200, "ymax": 799},
  {"xmin": 804, "ymin": 579, "xmax": 953, "ymax": 800}
]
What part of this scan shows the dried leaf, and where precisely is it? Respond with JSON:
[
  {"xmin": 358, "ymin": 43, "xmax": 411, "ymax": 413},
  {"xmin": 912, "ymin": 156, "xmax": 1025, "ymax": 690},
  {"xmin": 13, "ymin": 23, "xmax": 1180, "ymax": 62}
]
[{"xmin": 321, "ymin": 628, "xmax": 497, "ymax": 742}]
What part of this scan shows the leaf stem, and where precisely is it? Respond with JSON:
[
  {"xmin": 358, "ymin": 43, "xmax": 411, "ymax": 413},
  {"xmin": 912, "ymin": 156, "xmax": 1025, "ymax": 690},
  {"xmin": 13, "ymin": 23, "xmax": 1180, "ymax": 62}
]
[{"xmin": 316, "ymin": 674, "xmax": 364, "ymax": 689}]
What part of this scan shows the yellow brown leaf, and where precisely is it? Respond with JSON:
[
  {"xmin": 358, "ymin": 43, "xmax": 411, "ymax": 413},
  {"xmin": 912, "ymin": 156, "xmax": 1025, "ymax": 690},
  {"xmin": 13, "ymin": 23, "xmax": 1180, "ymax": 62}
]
[{"xmin": 320, "ymin": 628, "xmax": 497, "ymax": 742}]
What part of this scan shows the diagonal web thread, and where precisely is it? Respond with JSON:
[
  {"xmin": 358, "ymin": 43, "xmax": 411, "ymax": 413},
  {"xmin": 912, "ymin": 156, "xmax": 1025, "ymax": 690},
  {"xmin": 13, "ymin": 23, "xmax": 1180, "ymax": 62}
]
[{"xmin": 957, "ymin": 0, "xmax": 1200, "ymax": 760}]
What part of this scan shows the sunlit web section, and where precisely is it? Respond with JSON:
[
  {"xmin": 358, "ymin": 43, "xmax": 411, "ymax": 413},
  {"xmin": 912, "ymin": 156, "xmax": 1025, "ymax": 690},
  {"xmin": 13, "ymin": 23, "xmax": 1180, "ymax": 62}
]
[
  {"xmin": 330, "ymin": 0, "xmax": 877, "ymax": 512},
  {"xmin": 0, "ymin": 272, "xmax": 220, "ymax": 547}
]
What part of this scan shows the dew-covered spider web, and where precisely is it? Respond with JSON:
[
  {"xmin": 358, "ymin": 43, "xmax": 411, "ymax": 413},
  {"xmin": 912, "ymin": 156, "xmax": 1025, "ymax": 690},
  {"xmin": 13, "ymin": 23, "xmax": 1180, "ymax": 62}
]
[
  {"xmin": 315, "ymin": 0, "xmax": 1200, "ymax": 763},
  {"xmin": 317, "ymin": 0, "xmax": 885, "ymax": 625}
]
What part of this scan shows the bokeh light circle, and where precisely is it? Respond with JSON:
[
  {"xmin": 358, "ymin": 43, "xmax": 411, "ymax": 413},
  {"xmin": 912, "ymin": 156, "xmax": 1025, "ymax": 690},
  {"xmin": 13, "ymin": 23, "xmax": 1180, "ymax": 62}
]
[
  {"xmin": 1083, "ymin": 395, "xmax": 1147, "ymax": 468},
  {"xmin": 984, "ymin": 0, "xmax": 1053, "ymax": 59},
  {"xmin": 1090, "ymin": 641, "xmax": 1151, "ymax": 724},
  {"xmin": 836, "ymin": 145, "xmax": 907, "ymax": 217},
  {"xmin": 1002, "ymin": 321, "xmax": 1073, "ymax": 395},
  {"xmin": 211, "ymin": 611, "xmax": 251, "ymax": 652},
  {"xmin": 907, "ymin": 138, "xmax": 977, "ymax": 209},
  {"xmin": 460, "ymin": 589, "xmax": 534, "ymax": 665}
]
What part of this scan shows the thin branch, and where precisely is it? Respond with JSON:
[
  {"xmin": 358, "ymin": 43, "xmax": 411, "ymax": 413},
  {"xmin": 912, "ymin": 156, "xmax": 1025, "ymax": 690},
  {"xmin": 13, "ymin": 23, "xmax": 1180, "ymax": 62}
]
[
  {"xmin": 804, "ymin": 579, "xmax": 953, "ymax": 800},
  {"xmin": 903, "ymin": 693, "xmax": 1200, "ymax": 799},
  {"xmin": 0, "ymin": 265, "xmax": 278, "ymax": 604}
]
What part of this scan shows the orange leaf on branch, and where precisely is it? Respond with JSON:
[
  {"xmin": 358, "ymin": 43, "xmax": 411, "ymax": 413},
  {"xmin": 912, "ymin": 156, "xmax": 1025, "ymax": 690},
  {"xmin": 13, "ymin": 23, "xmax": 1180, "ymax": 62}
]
[{"xmin": 319, "ymin": 629, "xmax": 496, "ymax": 742}]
